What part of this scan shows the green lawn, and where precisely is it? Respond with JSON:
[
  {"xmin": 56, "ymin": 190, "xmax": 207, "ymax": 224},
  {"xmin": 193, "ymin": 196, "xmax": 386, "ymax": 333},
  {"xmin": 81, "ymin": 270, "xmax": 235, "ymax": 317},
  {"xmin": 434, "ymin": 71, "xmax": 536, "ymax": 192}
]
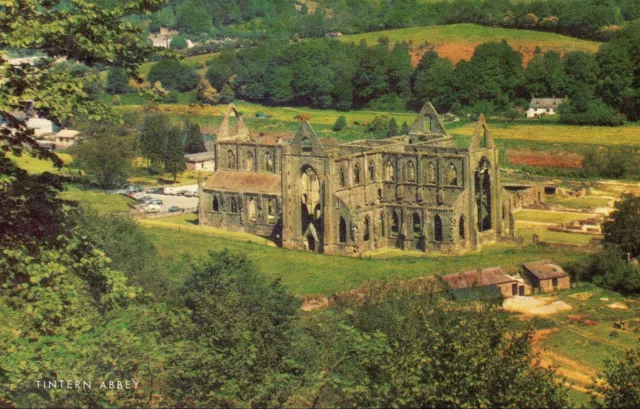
[
  {"xmin": 545, "ymin": 196, "xmax": 613, "ymax": 210},
  {"xmin": 514, "ymin": 209, "xmax": 597, "ymax": 225},
  {"xmin": 8, "ymin": 152, "xmax": 74, "ymax": 174},
  {"xmin": 515, "ymin": 222, "xmax": 599, "ymax": 246},
  {"xmin": 141, "ymin": 214, "xmax": 588, "ymax": 296},
  {"xmin": 60, "ymin": 186, "xmax": 135, "ymax": 214}
]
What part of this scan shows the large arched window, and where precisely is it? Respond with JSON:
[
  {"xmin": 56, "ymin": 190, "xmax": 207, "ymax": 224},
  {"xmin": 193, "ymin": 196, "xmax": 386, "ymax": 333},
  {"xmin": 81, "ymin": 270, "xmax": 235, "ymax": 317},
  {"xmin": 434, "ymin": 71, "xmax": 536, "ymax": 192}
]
[
  {"xmin": 406, "ymin": 161, "xmax": 416, "ymax": 183},
  {"xmin": 212, "ymin": 196, "xmax": 219, "ymax": 212},
  {"xmin": 339, "ymin": 167, "xmax": 346, "ymax": 187},
  {"xmin": 245, "ymin": 151, "xmax": 255, "ymax": 171},
  {"xmin": 267, "ymin": 199, "xmax": 275, "ymax": 223},
  {"xmin": 354, "ymin": 163, "xmax": 361, "ymax": 185},
  {"xmin": 227, "ymin": 150, "xmax": 236, "ymax": 169},
  {"xmin": 412, "ymin": 212, "xmax": 421, "ymax": 238},
  {"xmin": 363, "ymin": 216, "xmax": 371, "ymax": 241},
  {"xmin": 459, "ymin": 215, "xmax": 465, "ymax": 239},
  {"xmin": 427, "ymin": 162, "xmax": 436, "ymax": 184},
  {"xmin": 339, "ymin": 217, "xmax": 347, "ymax": 243},
  {"xmin": 265, "ymin": 152, "xmax": 274, "ymax": 172},
  {"xmin": 369, "ymin": 161, "xmax": 375, "ymax": 182},
  {"xmin": 448, "ymin": 163, "xmax": 458, "ymax": 186},
  {"xmin": 248, "ymin": 199, "xmax": 257, "ymax": 222},
  {"xmin": 434, "ymin": 214, "xmax": 443, "ymax": 242},
  {"xmin": 391, "ymin": 211, "xmax": 400, "ymax": 237},
  {"xmin": 475, "ymin": 158, "xmax": 492, "ymax": 232},
  {"xmin": 384, "ymin": 159, "xmax": 394, "ymax": 182},
  {"xmin": 380, "ymin": 213, "xmax": 385, "ymax": 236},
  {"xmin": 230, "ymin": 198, "xmax": 238, "ymax": 214}
]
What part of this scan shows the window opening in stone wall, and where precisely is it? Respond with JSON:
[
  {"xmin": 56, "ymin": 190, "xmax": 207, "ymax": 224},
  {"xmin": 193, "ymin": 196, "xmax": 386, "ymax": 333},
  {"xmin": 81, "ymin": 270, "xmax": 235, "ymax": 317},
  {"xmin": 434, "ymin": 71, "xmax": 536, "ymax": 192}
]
[
  {"xmin": 412, "ymin": 212, "xmax": 421, "ymax": 238},
  {"xmin": 354, "ymin": 163, "xmax": 360, "ymax": 185},
  {"xmin": 391, "ymin": 211, "xmax": 399, "ymax": 237},
  {"xmin": 339, "ymin": 217, "xmax": 347, "ymax": 243},
  {"xmin": 434, "ymin": 214, "xmax": 443, "ymax": 242},
  {"xmin": 363, "ymin": 216, "xmax": 371, "ymax": 241}
]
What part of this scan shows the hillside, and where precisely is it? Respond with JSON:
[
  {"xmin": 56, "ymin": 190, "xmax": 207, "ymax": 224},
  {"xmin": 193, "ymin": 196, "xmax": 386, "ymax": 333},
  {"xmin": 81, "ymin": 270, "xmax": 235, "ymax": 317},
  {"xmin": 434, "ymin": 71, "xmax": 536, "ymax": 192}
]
[{"xmin": 339, "ymin": 23, "xmax": 602, "ymax": 66}]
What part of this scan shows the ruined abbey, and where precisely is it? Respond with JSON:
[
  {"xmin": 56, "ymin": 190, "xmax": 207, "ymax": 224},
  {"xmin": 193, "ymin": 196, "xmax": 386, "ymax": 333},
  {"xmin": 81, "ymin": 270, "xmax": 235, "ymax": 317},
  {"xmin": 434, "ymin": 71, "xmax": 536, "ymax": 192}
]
[{"xmin": 198, "ymin": 102, "xmax": 516, "ymax": 256}]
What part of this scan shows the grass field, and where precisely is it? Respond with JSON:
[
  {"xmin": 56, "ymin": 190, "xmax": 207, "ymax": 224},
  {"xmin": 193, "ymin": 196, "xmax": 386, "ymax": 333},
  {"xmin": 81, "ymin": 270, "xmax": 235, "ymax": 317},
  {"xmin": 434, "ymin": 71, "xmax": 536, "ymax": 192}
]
[
  {"xmin": 139, "ymin": 214, "xmax": 588, "ymax": 296},
  {"xmin": 545, "ymin": 195, "xmax": 613, "ymax": 209},
  {"xmin": 537, "ymin": 283, "xmax": 640, "ymax": 372},
  {"xmin": 514, "ymin": 209, "xmax": 597, "ymax": 225},
  {"xmin": 60, "ymin": 186, "xmax": 134, "ymax": 214},
  {"xmin": 515, "ymin": 222, "xmax": 599, "ymax": 246},
  {"xmin": 8, "ymin": 152, "xmax": 74, "ymax": 174},
  {"xmin": 339, "ymin": 23, "xmax": 601, "ymax": 65},
  {"xmin": 451, "ymin": 121, "xmax": 640, "ymax": 147}
]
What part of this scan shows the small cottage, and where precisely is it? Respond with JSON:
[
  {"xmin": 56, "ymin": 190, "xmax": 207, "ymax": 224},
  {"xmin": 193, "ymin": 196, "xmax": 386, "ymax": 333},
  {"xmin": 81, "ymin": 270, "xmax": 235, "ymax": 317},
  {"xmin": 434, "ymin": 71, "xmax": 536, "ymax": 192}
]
[
  {"xmin": 522, "ymin": 261, "xmax": 571, "ymax": 293},
  {"xmin": 441, "ymin": 267, "xmax": 519, "ymax": 299},
  {"xmin": 526, "ymin": 98, "xmax": 565, "ymax": 118},
  {"xmin": 184, "ymin": 151, "xmax": 216, "ymax": 172}
]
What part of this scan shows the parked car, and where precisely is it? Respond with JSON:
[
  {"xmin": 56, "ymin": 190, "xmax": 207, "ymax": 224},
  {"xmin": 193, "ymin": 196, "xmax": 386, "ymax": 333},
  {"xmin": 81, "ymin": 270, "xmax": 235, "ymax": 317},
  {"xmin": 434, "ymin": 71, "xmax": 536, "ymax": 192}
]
[
  {"xmin": 168, "ymin": 206, "xmax": 181, "ymax": 213},
  {"xmin": 147, "ymin": 188, "xmax": 159, "ymax": 194},
  {"xmin": 141, "ymin": 196, "xmax": 153, "ymax": 204},
  {"xmin": 184, "ymin": 191, "xmax": 198, "ymax": 197},
  {"xmin": 150, "ymin": 199, "xmax": 163, "ymax": 205},
  {"xmin": 132, "ymin": 192, "xmax": 146, "ymax": 200},
  {"xmin": 145, "ymin": 204, "xmax": 161, "ymax": 213}
]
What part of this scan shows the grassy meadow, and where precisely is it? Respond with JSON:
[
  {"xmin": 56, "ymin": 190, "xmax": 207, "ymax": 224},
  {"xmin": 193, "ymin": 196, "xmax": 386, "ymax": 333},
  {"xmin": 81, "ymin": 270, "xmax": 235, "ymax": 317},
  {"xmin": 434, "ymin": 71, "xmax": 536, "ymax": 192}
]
[
  {"xmin": 60, "ymin": 185, "xmax": 135, "ymax": 214},
  {"xmin": 140, "ymin": 213, "xmax": 588, "ymax": 296}
]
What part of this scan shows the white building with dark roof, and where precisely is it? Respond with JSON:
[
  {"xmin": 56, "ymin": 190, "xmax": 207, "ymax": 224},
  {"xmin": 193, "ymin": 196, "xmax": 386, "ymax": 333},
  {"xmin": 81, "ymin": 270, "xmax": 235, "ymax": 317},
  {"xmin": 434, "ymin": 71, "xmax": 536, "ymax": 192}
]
[{"xmin": 526, "ymin": 98, "xmax": 565, "ymax": 118}]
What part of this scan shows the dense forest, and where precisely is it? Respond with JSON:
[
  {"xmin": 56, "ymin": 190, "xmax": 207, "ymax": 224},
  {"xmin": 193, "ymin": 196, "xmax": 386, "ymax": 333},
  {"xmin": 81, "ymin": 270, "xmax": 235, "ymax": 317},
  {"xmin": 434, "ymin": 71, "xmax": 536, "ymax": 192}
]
[{"xmin": 189, "ymin": 21, "xmax": 640, "ymax": 123}]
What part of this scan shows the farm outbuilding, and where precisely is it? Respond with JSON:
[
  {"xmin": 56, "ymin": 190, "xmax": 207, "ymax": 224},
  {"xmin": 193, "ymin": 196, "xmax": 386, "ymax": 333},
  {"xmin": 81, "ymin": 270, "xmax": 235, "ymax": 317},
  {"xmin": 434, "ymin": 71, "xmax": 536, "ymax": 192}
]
[
  {"xmin": 522, "ymin": 261, "xmax": 571, "ymax": 293},
  {"xmin": 441, "ymin": 267, "xmax": 520, "ymax": 299},
  {"xmin": 184, "ymin": 152, "xmax": 216, "ymax": 172}
]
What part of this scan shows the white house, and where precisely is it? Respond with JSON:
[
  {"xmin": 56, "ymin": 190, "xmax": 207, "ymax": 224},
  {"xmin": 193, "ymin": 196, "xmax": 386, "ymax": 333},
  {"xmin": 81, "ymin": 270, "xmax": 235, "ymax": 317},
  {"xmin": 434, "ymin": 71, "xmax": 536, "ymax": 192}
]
[
  {"xmin": 526, "ymin": 98, "xmax": 565, "ymax": 118},
  {"xmin": 149, "ymin": 27, "xmax": 177, "ymax": 49},
  {"xmin": 184, "ymin": 151, "xmax": 216, "ymax": 172},
  {"xmin": 44, "ymin": 128, "xmax": 80, "ymax": 149},
  {"xmin": 26, "ymin": 117, "xmax": 54, "ymax": 137}
]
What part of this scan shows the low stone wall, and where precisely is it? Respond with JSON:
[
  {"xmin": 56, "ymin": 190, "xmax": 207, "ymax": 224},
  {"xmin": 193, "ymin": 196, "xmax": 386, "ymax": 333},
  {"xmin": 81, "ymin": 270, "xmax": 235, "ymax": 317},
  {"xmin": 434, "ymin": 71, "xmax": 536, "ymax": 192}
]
[{"xmin": 133, "ymin": 207, "xmax": 198, "ymax": 219}]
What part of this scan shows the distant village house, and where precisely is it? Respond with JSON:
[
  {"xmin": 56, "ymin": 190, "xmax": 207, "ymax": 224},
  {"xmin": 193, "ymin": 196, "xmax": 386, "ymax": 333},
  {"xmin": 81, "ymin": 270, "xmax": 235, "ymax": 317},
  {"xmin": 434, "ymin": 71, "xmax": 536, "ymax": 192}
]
[
  {"xmin": 149, "ymin": 27, "xmax": 178, "ymax": 49},
  {"xmin": 526, "ymin": 98, "xmax": 565, "ymax": 118},
  {"xmin": 325, "ymin": 31, "xmax": 343, "ymax": 38},
  {"xmin": 441, "ymin": 267, "xmax": 526, "ymax": 300}
]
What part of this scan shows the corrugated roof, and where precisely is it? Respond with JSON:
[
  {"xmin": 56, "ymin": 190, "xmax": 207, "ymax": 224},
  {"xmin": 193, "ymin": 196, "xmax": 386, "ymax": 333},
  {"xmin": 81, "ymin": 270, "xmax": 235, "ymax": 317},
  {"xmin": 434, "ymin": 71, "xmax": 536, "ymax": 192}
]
[
  {"xmin": 184, "ymin": 152, "xmax": 216, "ymax": 162},
  {"xmin": 522, "ymin": 261, "xmax": 569, "ymax": 280},
  {"xmin": 204, "ymin": 171, "xmax": 281, "ymax": 195},
  {"xmin": 441, "ymin": 267, "xmax": 515, "ymax": 290},
  {"xmin": 530, "ymin": 98, "xmax": 564, "ymax": 109}
]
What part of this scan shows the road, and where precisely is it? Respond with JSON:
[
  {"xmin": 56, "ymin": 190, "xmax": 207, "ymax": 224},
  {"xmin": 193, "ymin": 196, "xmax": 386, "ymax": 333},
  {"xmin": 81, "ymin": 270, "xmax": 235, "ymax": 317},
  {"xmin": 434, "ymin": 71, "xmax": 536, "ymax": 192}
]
[{"xmin": 140, "ymin": 193, "xmax": 199, "ymax": 212}]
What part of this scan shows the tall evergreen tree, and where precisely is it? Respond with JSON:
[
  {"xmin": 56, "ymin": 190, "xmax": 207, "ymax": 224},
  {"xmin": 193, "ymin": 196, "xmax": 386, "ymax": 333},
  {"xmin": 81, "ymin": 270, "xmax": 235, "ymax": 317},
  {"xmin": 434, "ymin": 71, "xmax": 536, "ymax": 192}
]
[
  {"xmin": 105, "ymin": 67, "xmax": 129, "ymax": 94},
  {"xmin": 401, "ymin": 121, "xmax": 410, "ymax": 135},
  {"xmin": 218, "ymin": 83, "xmax": 235, "ymax": 104},
  {"xmin": 139, "ymin": 113, "xmax": 170, "ymax": 173},
  {"xmin": 388, "ymin": 117, "xmax": 399, "ymax": 137},
  {"xmin": 164, "ymin": 126, "xmax": 185, "ymax": 182},
  {"xmin": 183, "ymin": 121, "xmax": 206, "ymax": 154}
]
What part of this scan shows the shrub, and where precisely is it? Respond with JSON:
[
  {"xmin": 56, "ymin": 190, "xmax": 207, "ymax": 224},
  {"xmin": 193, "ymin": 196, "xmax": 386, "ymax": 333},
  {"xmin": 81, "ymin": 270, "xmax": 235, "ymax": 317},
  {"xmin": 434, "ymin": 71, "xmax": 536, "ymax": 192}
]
[{"xmin": 333, "ymin": 115, "xmax": 347, "ymax": 131}]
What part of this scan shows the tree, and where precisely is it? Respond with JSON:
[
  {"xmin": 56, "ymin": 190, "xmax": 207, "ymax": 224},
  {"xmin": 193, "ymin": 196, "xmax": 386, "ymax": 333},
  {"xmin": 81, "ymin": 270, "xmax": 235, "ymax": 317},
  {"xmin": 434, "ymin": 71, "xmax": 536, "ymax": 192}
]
[
  {"xmin": 0, "ymin": 0, "xmax": 169, "ymax": 166},
  {"xmin": 148, "ymin": 60, "xmax": 198, "ymax": 92},
  {"xmin": 177, "ymin": 0, "xmax": 215, "ymax": 35},
  {"xmin": 366, "ymin": 115, "xmax": 390, "ymax": 138},
  {"xmin": 218, "ymin": 83, "xmax": 235, "ymax": 104},
  {"xmin": 603, "ymin": 194, "xmax": 640, "ymax": 258},
  {"xmin": 310, "ymin": 287, "xmax": 569, "ymax": 408},
  {"xmin": 170, "ymin": 34, "xmax": 188, "ymax": 50},
  {"xmin": 164, "ymin": 126, "xmax": 185, "ymax": 182},
  {"xmin": 401, "ymin": 121, "xmax": 410, "ymax": 134},
  {"xmin": 106, "ymin": 67, "xmax": 130, "ymax": 94},
  {"xmin": 388, "ymin": 117, "xmax": 399, "ymax": 137},
  {"xmin": 593, "ymin": 348, "xmax": 640, "ymax": 409},
  {"xmin": 195, "ymin": 77, "xmax": 219, "ymax": 105},
  {"xmin": 183, "ymin": 121, "xmax": 206, "ymax": 154},
  {"xmin": 139, "ymin": 112, "xmax": 171, "ymax": 173},
  {"xmin": 175, "ymin": 250, "xmax": 300, "ymax": 406},
  {"xmin": 333, "ymin": 115, "xmax": 347, "ymax": 132},
  {"xmin": 412, "ymin": 52, "xmax": 455, "ymax": 112},
  {"xmin": 74, "ymin": 135, "xmax": 133, "ymax": 188},
  {"xmin": 205, "ymin": 51, "xmax": 239, "ymax": 90}
]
